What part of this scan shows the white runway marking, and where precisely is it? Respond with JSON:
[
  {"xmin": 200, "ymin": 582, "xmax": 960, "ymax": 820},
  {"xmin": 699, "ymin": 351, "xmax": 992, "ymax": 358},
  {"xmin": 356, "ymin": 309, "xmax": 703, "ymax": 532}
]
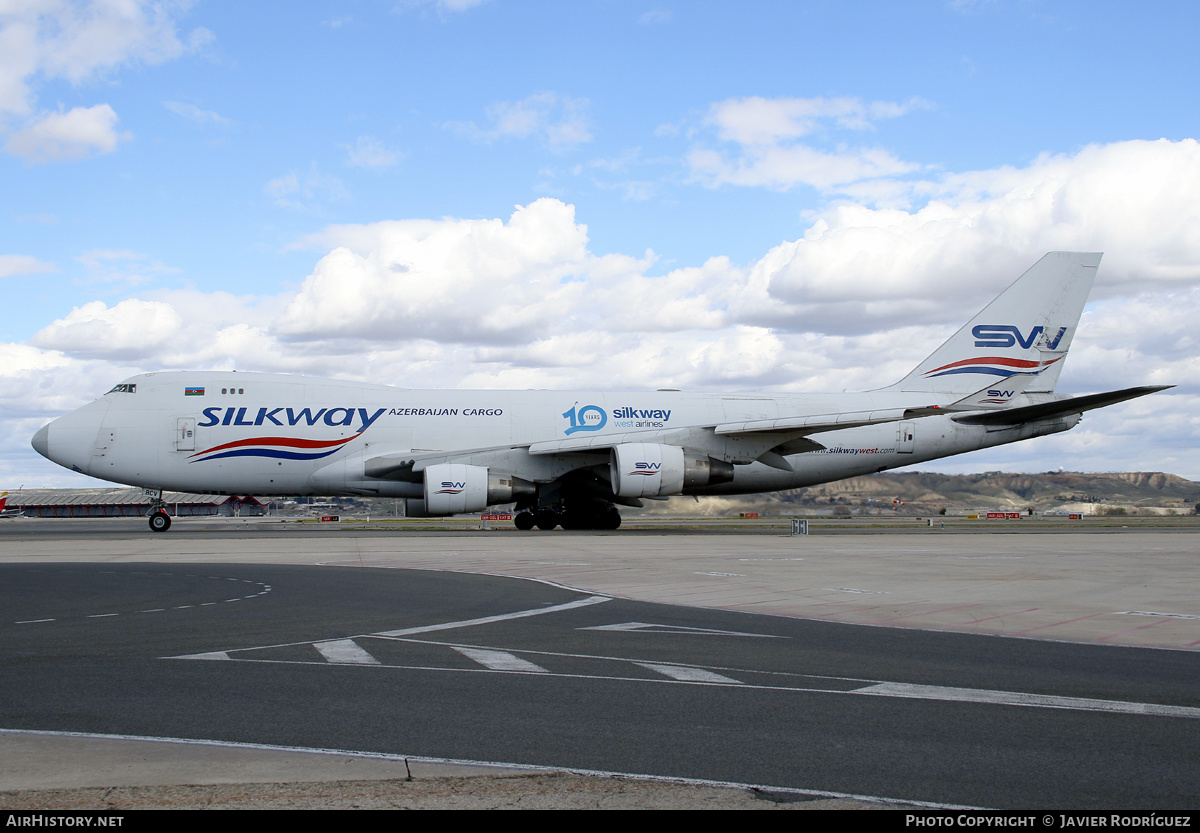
[
  {"xmin": 376, "ymin": 595, "xmax": 610, "ymax": 637},
  {"xmin": 637, "ymin": 663, "xmax": 744, "ymax": 684},
  {"xmin": 314, "ymin": 639, "xmax": 381, "ymax": 665},
  {"xmin": 453, "ymin": 647, "xmax": 548, "ymax": 673},
  {"xmin": 181, "ymin": 651, "xmax": 231, "ymax": 661},
  {"xmin": 581, "ymin": 622, "xmax": 784, "ymax": 638},
  {"xmin": 6, "ymin": 572, "xmax": 272, "ymax": 625},
  {"xmin": 854, "ymin": 682, "xmax": 1200, "ymax": 719},
  {"xmin": 162, "ymin": 596, "xmax": 1200, "ymax": 722}
]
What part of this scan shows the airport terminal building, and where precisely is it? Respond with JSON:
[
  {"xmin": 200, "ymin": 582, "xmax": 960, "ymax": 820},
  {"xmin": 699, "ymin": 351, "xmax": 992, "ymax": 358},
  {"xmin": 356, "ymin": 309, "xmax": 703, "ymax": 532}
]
[{"xmin": 7, "ymin": 490, "xmax": 265, "ymax": 519}]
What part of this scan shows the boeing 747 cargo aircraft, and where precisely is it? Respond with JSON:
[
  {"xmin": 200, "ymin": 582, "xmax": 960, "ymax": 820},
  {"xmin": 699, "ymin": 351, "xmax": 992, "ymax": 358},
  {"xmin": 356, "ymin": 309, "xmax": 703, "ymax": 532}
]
[{"xmin": 31, "ymin": 252, "xmax": 1167, "ymax": 531}]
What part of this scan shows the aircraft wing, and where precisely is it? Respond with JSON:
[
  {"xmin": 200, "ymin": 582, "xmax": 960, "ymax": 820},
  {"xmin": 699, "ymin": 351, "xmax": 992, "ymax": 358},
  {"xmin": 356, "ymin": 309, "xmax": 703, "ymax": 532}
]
[
  {"xmin": 359, "ymin": 380, "xmax": 1074, "ymax": 482},
  {"xmin": 951, "ymin": 386, "xmax": 1171, "ymax": 426},
  {"xmin": 525, "ymin": 406, "xmax": 951, "ymax": 471},
  {"xmin": 360, "ymin": 406, "xmax": 936, "ymax": 480},
  {"xmin": 527, "ymin": 407, "xmax": 933, "ymax": 455}
]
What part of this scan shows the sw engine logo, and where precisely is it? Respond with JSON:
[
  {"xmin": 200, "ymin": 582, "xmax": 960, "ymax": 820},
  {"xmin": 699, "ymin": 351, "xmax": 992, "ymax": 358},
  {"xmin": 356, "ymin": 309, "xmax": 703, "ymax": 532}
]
[{"xmin": 979, "ymin": 388, "xmax": 1019, "ymax": 404}]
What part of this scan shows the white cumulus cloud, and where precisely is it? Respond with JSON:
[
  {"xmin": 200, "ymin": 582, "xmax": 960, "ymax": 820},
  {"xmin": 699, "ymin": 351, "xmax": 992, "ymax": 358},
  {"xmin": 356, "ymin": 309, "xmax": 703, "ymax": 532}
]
[
  {"xmin": 164, "ymin": 100, "xmax": 229, "ymax": 127},
  {"xmin": 744, "ymin": 138, "xmax": 1200, "ymax": 336},
  {"xmin": 450, "ymin": 91, "xmax": 593, "ymax": 150},
  {"xmin": 31, "ymin": 299, "xmax": 183, "ymax": 359},
  {"xmin": 5, "ymin": 103, "xmax": 130, "ymax": 162},
  {"xmin": 0, "ymin": 254, "xmax": 55, "ymax": 278},
  {"xmin": 687, "ymin": 95, "xmax": 929, "ymax": 192},
  {"xmin": 343, "ymin": 135, "xmax": 400, "ymax": 169},
  {"xmin": 265, "ymin": 164, "xmax": 350, "ymax": 209},
  {"xmin": 706, "ymin": 95, "xmax": 930, "ymax": 144},
  {"xmin": 275, "ymin": 198, "xmax": 592, "ymax": 342},
  {"xmin": 0, "ymin": 1, "xmax": 210, "ymax": 161}
]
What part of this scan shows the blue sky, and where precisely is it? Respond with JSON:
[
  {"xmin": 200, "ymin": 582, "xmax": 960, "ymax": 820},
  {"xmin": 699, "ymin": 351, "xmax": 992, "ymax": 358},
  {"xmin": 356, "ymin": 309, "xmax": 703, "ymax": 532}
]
[{"xmin": 3, "ymin": 0, "xmax": 1200, "ymax": 487}]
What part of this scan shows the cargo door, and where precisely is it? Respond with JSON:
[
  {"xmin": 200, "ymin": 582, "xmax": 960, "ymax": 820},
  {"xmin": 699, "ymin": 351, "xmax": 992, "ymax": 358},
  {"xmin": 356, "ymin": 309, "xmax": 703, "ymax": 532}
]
[{"xmin": 897, "ymin": 422, "xmax": 915, "ymax": 454}]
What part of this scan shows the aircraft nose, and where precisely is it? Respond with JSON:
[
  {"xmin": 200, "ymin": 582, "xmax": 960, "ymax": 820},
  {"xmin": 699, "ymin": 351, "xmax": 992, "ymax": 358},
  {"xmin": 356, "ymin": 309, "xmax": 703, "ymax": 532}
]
[
  {"xmin": 31, "ymin": 400, "xmax": 110, "ymax": 475},
  {"xmin": 31, "ymin": 423, "xmax": 49, "ymax": 458}
]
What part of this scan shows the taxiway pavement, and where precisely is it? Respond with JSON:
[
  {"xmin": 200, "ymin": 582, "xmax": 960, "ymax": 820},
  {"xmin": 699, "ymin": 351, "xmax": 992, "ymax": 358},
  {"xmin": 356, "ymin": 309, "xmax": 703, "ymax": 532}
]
[{"xmin": 1, "ymin": 520, "xmax": 1197, "ymax": 809}]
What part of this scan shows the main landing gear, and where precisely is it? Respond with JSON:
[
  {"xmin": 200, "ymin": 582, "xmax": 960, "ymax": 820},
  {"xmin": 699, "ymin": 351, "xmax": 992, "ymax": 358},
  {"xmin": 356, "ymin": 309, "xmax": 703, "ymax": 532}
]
[{"xmin": 512, "ymin": 501, "xmax": 622, "ymax": 531}]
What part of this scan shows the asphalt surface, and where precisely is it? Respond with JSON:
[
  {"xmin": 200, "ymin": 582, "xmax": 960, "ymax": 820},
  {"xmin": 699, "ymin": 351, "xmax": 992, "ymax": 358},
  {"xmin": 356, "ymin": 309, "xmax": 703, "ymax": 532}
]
[{"xmin": 2, "ymin": 559, "xmax": 1198, "ymax": 809}]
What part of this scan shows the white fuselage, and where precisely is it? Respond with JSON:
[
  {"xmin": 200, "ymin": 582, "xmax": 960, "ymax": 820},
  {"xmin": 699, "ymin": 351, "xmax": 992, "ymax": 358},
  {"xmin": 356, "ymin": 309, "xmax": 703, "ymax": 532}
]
[{"xmin": 34, "ymin": 370, "xmax": 1077, "ymax": 500}]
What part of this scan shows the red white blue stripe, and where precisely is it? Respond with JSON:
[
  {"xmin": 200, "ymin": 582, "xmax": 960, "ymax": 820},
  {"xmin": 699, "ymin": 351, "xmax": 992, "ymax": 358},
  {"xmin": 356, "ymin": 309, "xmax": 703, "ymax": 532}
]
[
  {"xmin": 189, "ymin": 433, "xmax": 359, "ymax": 463},
  {"xmin": 924, "ymin": 356, "xmax": 1061, "ymax": 379}
]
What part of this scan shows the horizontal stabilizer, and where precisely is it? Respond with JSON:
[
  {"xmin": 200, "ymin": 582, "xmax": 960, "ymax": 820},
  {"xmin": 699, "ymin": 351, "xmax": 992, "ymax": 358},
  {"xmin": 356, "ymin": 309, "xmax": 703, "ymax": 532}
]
[
  {"xmin": 943, "ymin": 373, "xmax": 1042, "ymax": 412},
  {"xmin": 951, "ymin": 386, "xmax": 1171, "ymax": 426}
]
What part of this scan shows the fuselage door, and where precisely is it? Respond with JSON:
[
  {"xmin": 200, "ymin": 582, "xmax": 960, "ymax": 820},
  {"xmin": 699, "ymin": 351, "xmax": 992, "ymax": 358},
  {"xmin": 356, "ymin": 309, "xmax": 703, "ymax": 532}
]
[
  {"xmin": 897, "ymin": 422, "xmax": 915, "ymax": 454},
  {"xmin": 176, "ymin": 417, "xmax": 196, "ymax": 452}
]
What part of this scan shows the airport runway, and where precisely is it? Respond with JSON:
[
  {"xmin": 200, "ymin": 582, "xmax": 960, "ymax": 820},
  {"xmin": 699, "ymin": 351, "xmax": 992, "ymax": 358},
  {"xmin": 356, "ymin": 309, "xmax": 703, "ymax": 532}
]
[{"xmin": 1, "ymin": 520, "xmax": 1199, "ymax": 809}]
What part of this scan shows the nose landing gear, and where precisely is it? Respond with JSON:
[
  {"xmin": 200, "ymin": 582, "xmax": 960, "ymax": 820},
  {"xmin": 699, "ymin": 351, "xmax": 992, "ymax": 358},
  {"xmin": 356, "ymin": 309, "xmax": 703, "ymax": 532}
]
[
  {"xmin": 148, "ymin": 510, "xmax": 172, "ymax": 532},
  {"xmin": 145, "ymin": 489, "xmax": 172, "ymax": 532}
]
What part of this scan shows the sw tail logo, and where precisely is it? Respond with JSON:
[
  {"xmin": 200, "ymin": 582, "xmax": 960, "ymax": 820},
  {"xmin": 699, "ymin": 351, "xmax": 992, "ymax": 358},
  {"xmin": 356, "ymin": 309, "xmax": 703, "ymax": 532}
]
[{"xmin": 972, "ymin": 325, "xmax": 1068, "ymax": 350}]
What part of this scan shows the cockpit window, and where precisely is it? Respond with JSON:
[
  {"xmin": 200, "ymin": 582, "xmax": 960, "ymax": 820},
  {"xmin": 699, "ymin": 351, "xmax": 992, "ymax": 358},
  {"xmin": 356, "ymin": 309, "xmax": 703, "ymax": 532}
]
[{"xmin": 106, "ymin": 383, "xmax": 137, "ymax": 394}]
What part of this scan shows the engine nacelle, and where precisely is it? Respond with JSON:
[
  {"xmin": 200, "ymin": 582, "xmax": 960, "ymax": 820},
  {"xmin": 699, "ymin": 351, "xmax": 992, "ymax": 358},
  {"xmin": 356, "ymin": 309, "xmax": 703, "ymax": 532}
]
[
  {"xmin": 421, "ymin": 464, "xmax": 536, "ymax": 515},
  {"xmin": 609, "ymin": 444, "xmax": 736, "ymax": 498},
  {"xmin": 609, "ymin": 444, "xmax": 685, "ymax": 497},
  {"xmin": 424, "ymin": 463, "xmax": 488, "ymax": 515}
]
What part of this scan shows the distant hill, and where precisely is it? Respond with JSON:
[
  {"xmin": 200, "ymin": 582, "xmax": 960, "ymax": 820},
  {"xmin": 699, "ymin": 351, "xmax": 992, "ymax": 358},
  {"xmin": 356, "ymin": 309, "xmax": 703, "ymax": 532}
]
[{"xmin": 638, "ymin": 471, "xmax": 1200, "ymax": 517}]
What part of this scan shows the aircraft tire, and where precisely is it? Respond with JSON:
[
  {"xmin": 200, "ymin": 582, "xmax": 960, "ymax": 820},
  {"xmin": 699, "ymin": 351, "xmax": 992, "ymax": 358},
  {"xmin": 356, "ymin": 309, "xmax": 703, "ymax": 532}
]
[
  {"xmin": 534, "ymin": 510, "xmax": 559, "ymax": 531},
  {"xmin": 148, "ymin": 511, "xmax": 172, "ymax": 533},
  {"xmin": 603, "ymin": 507, "xmax": 622, "ymax": 530},
  {"xmin": 514, "ymin": 511, "xmax": 535, "ymax": 531},
  {"xmin": 559, "ymin": 512, "xmax": 580, "ymax": 531}
]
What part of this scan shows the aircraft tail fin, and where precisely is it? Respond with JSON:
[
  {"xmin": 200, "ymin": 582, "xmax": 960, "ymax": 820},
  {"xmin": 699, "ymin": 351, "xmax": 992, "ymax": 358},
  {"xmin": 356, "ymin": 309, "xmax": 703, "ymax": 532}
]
[
  {"xmin": 0, "ymin": 493, "xmax": 6, "ymax": 513},
  {"xmin": 887, "ymin": 252, "xmax": 1101, "ymax": 395}
]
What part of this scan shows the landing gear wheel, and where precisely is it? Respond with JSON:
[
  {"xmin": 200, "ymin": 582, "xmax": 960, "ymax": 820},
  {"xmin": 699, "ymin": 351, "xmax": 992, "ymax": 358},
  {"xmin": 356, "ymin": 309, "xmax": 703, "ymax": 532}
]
[
  {"xmin": 561, "ymin": 503, "xmax": 622, "ymax": 530},
  {"xmin": 602, "ymin": 506, "xmax": 622, "ymax": 530},
  {"xmin": 534, "ymin": 509, "xmax": 559, "ymax": 531},
  {"xmin": 148, "ymin": 511, "xmax": 171, "ymax": 532},
  {"xmin": 514, "ymin": 511, "xmax": 535, "ymax": 531}
]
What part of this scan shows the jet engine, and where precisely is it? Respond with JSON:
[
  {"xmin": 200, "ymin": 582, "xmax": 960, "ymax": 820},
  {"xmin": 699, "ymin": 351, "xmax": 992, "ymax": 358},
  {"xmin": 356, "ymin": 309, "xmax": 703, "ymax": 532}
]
[
  {"xmin": 419, "ymin": 463, "xmax": 534, "ymax": 515},
  {"xmin": 609, "ymin": 443, "xmax": 734, "ymax": 498}
]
